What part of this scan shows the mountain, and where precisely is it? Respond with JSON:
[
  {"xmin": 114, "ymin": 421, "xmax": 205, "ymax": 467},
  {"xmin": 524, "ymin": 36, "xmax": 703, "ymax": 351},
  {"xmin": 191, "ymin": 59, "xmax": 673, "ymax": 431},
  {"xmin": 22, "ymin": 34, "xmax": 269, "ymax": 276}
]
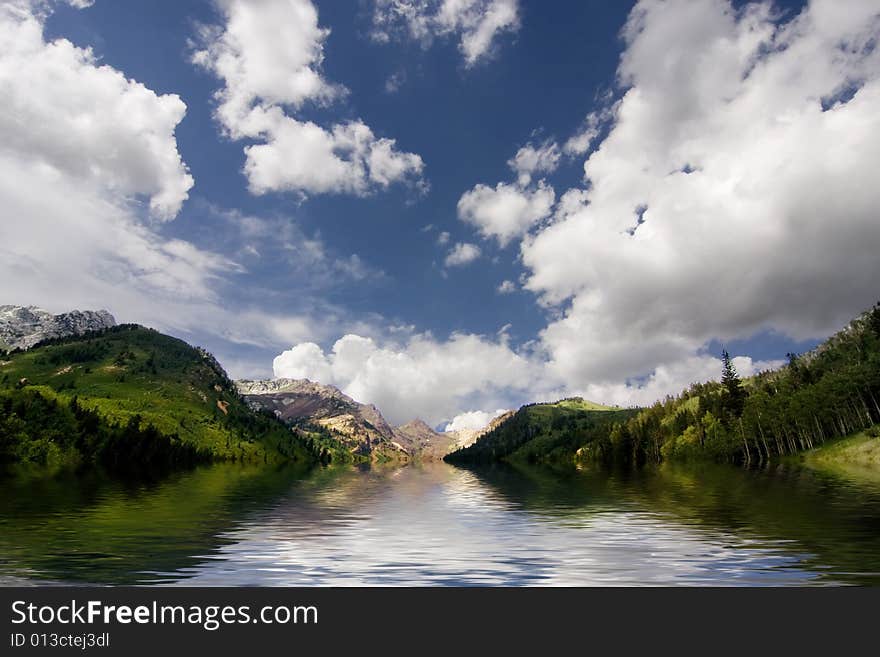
[
  {"xmin": 236, "ymin": 378, "xmax": 410, "ymax": 461},
  {"xmin": 445, "ymin": 398, "xmax": 638, "ymax": 465},
  {"xmin": 0, "ymin": 305, "xmax": 116, "ymax": 352},
  {"xmin": 0, "ymin": 324, "xmax": 316, "ymax": 468},
  {"xmin": 393, "ymin": 419, "xmax": 458, "ymax": 460},
  {"xmin": 236, "ymin": 379, "xmax": 461, "ymax": 460}
]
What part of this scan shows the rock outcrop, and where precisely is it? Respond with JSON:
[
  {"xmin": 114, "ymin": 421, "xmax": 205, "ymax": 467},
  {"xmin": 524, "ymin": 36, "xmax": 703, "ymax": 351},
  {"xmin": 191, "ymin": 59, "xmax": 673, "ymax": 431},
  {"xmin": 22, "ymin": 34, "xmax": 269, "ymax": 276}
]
[
  {"xmin": 0, "ymin": 305, "xmax": 116, "ymax": 351},
  {"xmin": 393, "ymin": 419, "xmax": 458, "ymax": 461},
  {"xmin": 235, "ymin": 378, "xmax": 409, "ymax": 460},
  {"xmin": 235, "ymin": 378, "xmax": 466, "ymax": 460}
]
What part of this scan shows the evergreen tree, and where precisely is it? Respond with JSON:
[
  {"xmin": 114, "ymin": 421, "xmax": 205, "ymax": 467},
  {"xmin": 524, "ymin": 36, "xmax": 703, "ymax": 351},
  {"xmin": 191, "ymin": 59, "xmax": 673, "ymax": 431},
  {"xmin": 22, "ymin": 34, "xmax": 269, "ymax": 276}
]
[
  {"xmin": 721, "ymin": 349, "xmax": 746, "ymax": 419},
  {"xmin": 869, "ymin": 301, "xmax": 880, "ymax": 337}
]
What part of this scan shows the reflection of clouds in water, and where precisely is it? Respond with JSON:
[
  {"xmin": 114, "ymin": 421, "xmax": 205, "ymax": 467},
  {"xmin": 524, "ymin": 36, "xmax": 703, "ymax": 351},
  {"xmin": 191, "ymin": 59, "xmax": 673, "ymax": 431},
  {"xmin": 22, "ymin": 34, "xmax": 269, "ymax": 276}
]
[{"xmin": 164, "ymin": 464, "xmax": 825, "ymax": 586}]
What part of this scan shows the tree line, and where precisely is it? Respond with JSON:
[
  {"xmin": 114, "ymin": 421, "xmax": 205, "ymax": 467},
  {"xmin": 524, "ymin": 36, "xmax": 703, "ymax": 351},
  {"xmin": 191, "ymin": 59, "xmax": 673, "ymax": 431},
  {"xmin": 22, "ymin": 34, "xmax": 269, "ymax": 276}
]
[
  {"xmin": 0, "ymin": 388, "xmax": 207, "ymax": 470},
  {"xmin": 589, "ymin": 303, "xmax": 880, "ymax": 466}
]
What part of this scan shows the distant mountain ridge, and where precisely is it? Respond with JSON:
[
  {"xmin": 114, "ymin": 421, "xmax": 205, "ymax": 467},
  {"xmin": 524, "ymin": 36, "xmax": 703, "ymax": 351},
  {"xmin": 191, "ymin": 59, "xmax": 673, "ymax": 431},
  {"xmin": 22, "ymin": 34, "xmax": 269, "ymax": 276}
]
[
  {"xmin": 235, "ymin": 378, "xmax": 480, "ymax": 460},
  {"xmin": 237, "ymin": 378, "xmax": 412, "ymax": 460},
  {"xmin": 394, "ymin": 419, "xmax": 458, "ymax": 460},
  {"xmin": 0, "ymin": 305, "xmax": 116, "ymax": 351}
]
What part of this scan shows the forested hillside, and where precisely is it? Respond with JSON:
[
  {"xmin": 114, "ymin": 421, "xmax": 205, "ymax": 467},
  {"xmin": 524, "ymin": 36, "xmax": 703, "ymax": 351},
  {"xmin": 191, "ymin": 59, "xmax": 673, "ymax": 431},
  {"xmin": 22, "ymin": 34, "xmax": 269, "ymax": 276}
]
[
  {"xmin": 445, "ymin": 398, "xmax": 638, "ymax": 464},
  {"xmin": 0, "ymin": 325, "xmax": 320, "ymax": 468},
  {"xmin": 594, "ymin": 303, "xmax": 880, "ymax": 466},
  {"xmin": 449, "ymin": 304, "xmax": 880, "ymax": 467}
]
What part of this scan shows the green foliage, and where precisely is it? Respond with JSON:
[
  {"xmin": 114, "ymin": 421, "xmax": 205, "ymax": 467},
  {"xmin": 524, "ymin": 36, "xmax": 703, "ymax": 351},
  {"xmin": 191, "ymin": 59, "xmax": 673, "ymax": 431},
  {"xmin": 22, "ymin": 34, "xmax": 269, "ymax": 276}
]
[
  {"xmin": 0, "ymin": 387, "xmax": 205, "ymax": 469},
  {"xmin": 445, "ymin": 399, "xmax": 638, "ymax": 465},
  {"xmin": 0, "ymin": 325, "xmax": 320, "ymax": 468},
  {"xmin": 601, "ymin": 304, "xmax": 880, "ymax": 466},
  {"xmin": 448, "ymin": 303, "xmax": 880, "ymax": 468},
  {"xmin": 802, "ymin": 428, "xmax": 880, "ymax": 471},
  {"xmin": 291, "ymin": 421, "xmax": 369, "ymax": 465},
  {"xmin": 720, "ymin": 349, "xmax": 746, "ymax": 420}
]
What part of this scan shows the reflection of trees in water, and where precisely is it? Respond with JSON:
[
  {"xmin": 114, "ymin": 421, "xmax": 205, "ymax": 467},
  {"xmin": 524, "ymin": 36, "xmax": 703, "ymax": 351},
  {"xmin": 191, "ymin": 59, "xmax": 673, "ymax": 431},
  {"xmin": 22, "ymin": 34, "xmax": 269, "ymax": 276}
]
[
  {"xmin": 0, "ymin": 462, "xmax": 477, "ymax": 584},
  {"xmin": 459, "ymin": 461, "xmax": 880, "ymax": 584},
  {"xmin": 3, "ymin": 461, "xmax": 880, "ymax": 585},
  {"xmin": 0, "ymin": 462, "xmax": 312, "ymax": 584}
]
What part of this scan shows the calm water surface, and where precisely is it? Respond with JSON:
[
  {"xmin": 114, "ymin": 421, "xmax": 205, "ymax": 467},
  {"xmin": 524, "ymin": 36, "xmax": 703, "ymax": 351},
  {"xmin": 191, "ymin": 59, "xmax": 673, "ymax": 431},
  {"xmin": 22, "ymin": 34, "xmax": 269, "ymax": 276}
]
[{"xmin": 1, "ymin": 460, "xmax": 879, "ymax": 586}]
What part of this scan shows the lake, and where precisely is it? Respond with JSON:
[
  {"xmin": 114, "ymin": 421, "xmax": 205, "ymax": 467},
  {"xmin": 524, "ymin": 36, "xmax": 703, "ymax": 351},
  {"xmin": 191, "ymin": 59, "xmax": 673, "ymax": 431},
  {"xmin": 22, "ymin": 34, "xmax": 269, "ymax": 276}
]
[{"xmin": 1, "ymin": 460, "xmax": 879, "ymax": 586}]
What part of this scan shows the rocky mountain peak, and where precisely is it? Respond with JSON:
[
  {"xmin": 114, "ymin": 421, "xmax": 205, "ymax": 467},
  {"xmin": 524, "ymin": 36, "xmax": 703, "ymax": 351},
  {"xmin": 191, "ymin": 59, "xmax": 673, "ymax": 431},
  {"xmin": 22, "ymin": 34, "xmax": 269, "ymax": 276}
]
[
  {"xmin": 235, "ymin": 378, "xmax": 461, "ymax": 461},
  {"xmin": 236, "ymin": 377, "xmax": 352, "ymax": 402},
  {"xmin": 0, "ymin": 305, "xmax": 116, "ymax": 351},
  {"xmin": 396, "ymin": 419, "xmax": 437, "ymax": 434}
]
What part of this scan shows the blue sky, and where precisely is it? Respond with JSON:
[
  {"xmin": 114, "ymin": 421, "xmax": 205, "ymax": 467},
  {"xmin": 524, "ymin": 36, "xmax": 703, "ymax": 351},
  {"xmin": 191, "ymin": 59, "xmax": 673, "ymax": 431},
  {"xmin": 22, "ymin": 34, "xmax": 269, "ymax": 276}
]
[
  {"xmin": 41, "ymin": 0, "xmax": 632, "ymax": 345},
  {"xmin": 3, "ymin": 0, "xmax": 878, "ymax": 428}
]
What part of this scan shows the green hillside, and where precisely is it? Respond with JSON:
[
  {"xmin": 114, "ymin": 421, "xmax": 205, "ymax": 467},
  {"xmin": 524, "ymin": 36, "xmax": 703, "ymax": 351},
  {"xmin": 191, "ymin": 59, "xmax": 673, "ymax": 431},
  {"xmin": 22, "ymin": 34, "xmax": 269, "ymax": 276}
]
[
  {"xmin": 445, "ymin": 398, "xmax": 638, "ymax": 464},
  {"xmin": 449, "ymin": 303, "xmax": 880, "ymax": 469},
  {"xmin": 0, "ymin": 325, "xmax": 316, "ymax": 468}
]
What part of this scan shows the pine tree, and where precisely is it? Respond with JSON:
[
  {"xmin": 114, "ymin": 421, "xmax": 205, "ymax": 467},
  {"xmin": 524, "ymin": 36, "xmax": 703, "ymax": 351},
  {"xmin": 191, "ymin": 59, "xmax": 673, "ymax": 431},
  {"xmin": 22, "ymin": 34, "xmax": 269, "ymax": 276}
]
[
  {"xmin": 869, "ymin": 302, "xmax": 880, "ymax": 337},
  {"xmin": 721, "ymin": 349, "xmax": 746, "ymax": 419}
]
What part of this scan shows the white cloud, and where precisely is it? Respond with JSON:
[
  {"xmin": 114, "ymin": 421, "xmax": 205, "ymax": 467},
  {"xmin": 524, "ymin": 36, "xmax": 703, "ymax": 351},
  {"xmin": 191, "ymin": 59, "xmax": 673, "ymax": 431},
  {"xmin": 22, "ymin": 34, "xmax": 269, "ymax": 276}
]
[
  {"xmin": 444, "ymin": 242, "xmax": 481, "ymax": 267},
  {"xmin": 0, "ymin": 2, "xmax": 193, "ymax": 220},
  {"xmin": 497, "ymin": 279, "xmax": 516, "ymax": 294},
  {"xmin": 563, "ymin": 102, "xmax": 616, "ymax": 157},
  {"xmin": 275, "ymin": 0, "xmax": 880, "ymax": 424},
  {"xmin": 444, "ymin": 408, "xmax": 510, "ymax": 432},
  {"xmin": 273, "ymin": 332, "xmax": 534, "ymax": 425},
  {"xmin": 458, "ymin": 181, "xmax": 555, "ymax": 246},
  {"xmin": 0, "ymin": 3, "xmax": 332, "ymax": 358},
  {"xmin": 199, "ymin": 204, "xmax": 386, "ymax": 288},
  {"xmin": 0, "ymin": 3, "xmax": 205, "ymax": 317},
  {"xmin": 58, "ymin": 0, "xmax": 93, "ymax": 9},
  {"xmin": 518, "ymin": 0, "xmax": 880, "ymax": 394},
  {"xmin": 371, "ymin": 0, "xmax": 520, "ymax": 67},
  {"xmin": 569, "ymin": 355, "xmax": 784, "ymax": 410},
  {"xmin": 508, "ymin": 139, "xmax": 560, "ymax": 186},
  {"xmin": 437, "ymin": 230, "xmax": 451, "ymax": 245},
  {"xmin": 7, "ymin": 1, "xmax": 94, "ymax": 13},
  {"xmin": 193, "ymin": 0, "xmax": 424, "ymax": 197}
]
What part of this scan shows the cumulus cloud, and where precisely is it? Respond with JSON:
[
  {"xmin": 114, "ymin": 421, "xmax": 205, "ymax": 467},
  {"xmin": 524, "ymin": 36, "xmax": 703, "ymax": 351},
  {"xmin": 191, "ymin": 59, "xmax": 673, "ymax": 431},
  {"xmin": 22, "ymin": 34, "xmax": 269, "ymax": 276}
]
[
  {"xmin": 437, "ymin": 230, "xmax": 451, "ymax": 245},
  {"xmin": 444, "ymin": 408, "xmax": 510, "ymax": 432},
  {"xmin": 370, "ymin": 0, "xmax": 520, "ymax": 66},
  {"xmin": 458, "ymin": 181, "xmax": 555, "ymax": 246},
  {"xmin": 569, "ymin": 355, "xmax": 784, "ymax": 410},
  {"xmin": 444, "ymin": 242, "xmax": 481, "ymax": 267},
  {"xmin": 508, "ymin": 139, "xmax": 561, "ymax": 186},
  {"xmin": 0, "ymin": 3, "xmax": 203, "ymax": 312},
  {"xmin": 273, "ymin": 332, "xmax": 535, "ymax": 425},
  {"xmin": 0, "ymin": 3, "xmax": 329, "ymax": 355},
  {"xmin": 519, "ymin": 0, "xmax": 880, "ymax": 395},
  {"xmin": 276, "ymin": 0, "xmax": 880, "ymax": 423},
  {"xmin": 0, "ymin": 2, "xmax": 193, "ymax": 219},
  {"xmin": 193, "ymin": 0, "xmax": 424, "ymax": 197}
]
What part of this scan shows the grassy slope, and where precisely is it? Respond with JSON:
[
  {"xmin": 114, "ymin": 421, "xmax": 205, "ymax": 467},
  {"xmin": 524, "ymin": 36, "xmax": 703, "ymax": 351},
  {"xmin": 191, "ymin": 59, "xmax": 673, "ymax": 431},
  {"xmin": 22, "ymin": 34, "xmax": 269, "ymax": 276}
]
[
  {"xmin": 0, "ymin": 325, "xmax": 313, "ymax": 464},
  {"xmin": 446, "ymin": 398, "xmax": 639, "ymax": 464},
  {"xmin": 803, "ymin": 430, "xmax": 880, "ymax": 467}
]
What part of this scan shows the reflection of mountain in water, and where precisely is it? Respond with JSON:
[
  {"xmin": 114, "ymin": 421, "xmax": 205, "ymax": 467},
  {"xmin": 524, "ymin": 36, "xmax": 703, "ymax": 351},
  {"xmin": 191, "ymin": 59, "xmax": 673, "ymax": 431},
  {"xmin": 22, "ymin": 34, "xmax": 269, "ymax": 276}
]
[{"xmin": 2, "ymin": 461, "xmax": 880, "ymax": 585}]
